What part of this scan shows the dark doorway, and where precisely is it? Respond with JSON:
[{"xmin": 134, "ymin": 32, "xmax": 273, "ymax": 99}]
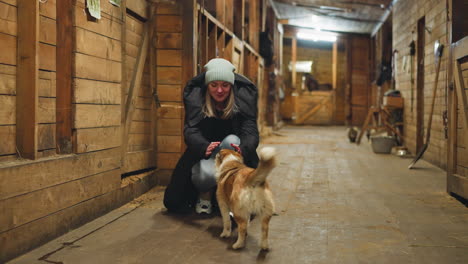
[{"xmin": 416, "ymin": 17, "xmax": 425, "ymax": 153}]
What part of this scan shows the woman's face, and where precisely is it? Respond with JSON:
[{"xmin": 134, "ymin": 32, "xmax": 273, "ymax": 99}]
[{"xmin": 207, "ymin": 81, "xmax": 231, "ymax": 103}]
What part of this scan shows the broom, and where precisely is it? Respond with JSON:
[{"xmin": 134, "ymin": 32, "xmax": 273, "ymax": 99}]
[{"xmin": 408, "ymin": 41, "xmax": 444, "ymax": 169}]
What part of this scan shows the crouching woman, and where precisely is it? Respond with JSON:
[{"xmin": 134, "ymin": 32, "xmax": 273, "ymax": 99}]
[{"xmin": 163, "ymin": 58, "xmax": 259, "ymax": 214}]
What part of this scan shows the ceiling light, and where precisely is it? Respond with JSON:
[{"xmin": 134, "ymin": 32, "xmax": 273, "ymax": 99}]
[{"xmin": 296, "ymin": 30, "xmax": 337, "ymax": 42}]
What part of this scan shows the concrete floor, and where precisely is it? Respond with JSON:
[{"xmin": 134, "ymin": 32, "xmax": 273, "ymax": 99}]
[{"xmin": 9, "ymin": 126, "xmax": 468, "ymax": 264}]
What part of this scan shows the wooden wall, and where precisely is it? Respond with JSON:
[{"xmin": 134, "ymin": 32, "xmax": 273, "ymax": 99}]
[
  {"xmin": 0, "ymin": 0, "xmax": 18, "ymax": 160},
  {"xmin": 0, "ymin": 1, "xmax": 158, "ymax": 262},
  {"xmin": 155, "ymin": 2, "xmax": 184, "ymax": 183},
  {"xmin": 74, "ymin": 0, "xmax": 122, "ymax": 154},
  {"xmin": 0, "ymin": 0, "xmax": 57, "ymax": 161},
  {"xmin": 393, "ymin": 0, "xmax": 449, "ymax": 169}
]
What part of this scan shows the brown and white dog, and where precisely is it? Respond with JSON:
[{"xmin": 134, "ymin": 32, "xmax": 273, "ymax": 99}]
[{"xmin": 214, "ymin": 147, "xmax": 277, "ymax": 250}]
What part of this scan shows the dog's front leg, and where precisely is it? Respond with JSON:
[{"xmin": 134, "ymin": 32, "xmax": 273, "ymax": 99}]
[{"xmin": 216, "ymin": 189, "xmax": 231, "ymax": 238}]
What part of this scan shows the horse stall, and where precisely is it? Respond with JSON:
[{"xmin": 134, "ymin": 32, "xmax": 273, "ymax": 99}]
[{"xmin": 280, "ymin": 26, "xmax": 352, "ymax": 126}]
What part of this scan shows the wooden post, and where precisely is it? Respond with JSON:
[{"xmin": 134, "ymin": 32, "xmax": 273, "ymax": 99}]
[
  {"xmin": 332, "ymin": 41, "xmax": 338, "ymax": 90},
  {"xmin": 120, "ymin": 0, "xmax": 127, "ymax": 164},
  {"xmin": 225, "ymin": 0, "xmax": 234, "ymax": 31},
  {"xmin": 235, "ymin": 0, "xmax": 245, "ymax": 40},
  {"xmin": 208, "ymin": 24, "xmax": 217, "ymax": 59},
  {"xmin": 249, "ymin": 0, "xmax": 259, "ymax": 50},
  {"xmin": 216, "ymin": 0, "xmax": 225, "ymax": 25},
  {"xmin": 150, "ymin": 5, "xmax": 157, "ymax": 156},
  {"xmin": 291, "ymin": 37, "xmax": 298, "ymax": 123},
  {"xmin": 345, "ymin": 36, "xmax": 353, "ymax": 125},
  {"xmin": 56, "ymin": 0, "xmax": 74, "ymax": 154},
  {"xmin": 261, "ymin": 0, "xmax": 267, "ymax": 32},
  {"xmin": 332, "ymin": 40, "xmax": 338, "ymax": 123},
  {"xmin": 291, "ymin": 37, "xmax": 297, "ymax": 88},
  {"xmin": 16, "ymin": 0, "xmax": 39, "ymax": 159},
  {"xmin": 182, "ymin": 0, "xmax": 197, "ymax": 152},
  {"xmin": 217, "ymin": 30, "xmax": 225, "ymax": 57},
  {"xmin": 182, "ymin": 0, "xmax": 197, "ymax": 80}
]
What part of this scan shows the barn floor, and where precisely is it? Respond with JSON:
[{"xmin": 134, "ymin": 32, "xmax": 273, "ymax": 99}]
[{"xmin": 9, "ymin": 126, "xmax": 468, "ymax": 264}]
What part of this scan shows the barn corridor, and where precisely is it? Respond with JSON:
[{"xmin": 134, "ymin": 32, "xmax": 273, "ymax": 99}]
[{"xmin": 10, "ymin": 126, "xmax": 468, "ymax": 264}]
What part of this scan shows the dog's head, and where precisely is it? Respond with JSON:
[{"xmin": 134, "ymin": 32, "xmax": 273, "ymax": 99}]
[{"xmin": 215, "ymin": 149, "xmax": 243, "ymax": 169}]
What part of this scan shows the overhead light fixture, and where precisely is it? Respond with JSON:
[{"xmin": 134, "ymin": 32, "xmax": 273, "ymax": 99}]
[{"xmin": 296, "ymin": 29, "xmax": 337, "ymax": 42}]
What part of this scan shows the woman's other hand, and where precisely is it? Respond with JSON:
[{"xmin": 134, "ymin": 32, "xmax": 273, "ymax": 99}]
[
  {"xmin": 205, "ymin": 142, "xmax": 221, "ymax": 157},
  {"xmin": 231, "ymin": 144, "xmax": 242, "ymax": 154}
]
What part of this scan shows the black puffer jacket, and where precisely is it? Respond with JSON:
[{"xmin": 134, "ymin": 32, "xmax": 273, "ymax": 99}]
[{"xmin": 163, "ymin": 72, "xmax": 259, "ymax": 213}]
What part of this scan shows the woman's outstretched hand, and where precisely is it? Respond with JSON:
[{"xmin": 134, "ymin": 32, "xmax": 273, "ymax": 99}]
[
  {"xmin": 231, "ymin": 143, "xmax": 242, "ymax": 154},
  {"xmin": 205, "ymin": 142, "xmax": 221, "ymax": 157}
]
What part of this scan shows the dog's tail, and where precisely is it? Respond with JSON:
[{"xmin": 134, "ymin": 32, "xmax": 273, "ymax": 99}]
[{"xmin": 248, "ymin": 147, "xmax": 277, "ymax": 186}]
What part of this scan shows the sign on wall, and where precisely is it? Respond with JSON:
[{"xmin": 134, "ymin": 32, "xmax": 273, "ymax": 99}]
[{"xmin": 87, "ymin": 0, "xmax": 101, "ymax": 19}]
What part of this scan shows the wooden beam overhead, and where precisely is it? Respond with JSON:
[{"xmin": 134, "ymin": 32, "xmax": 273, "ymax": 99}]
[{"xmin": 16, "ymin": 0, "xmax": 39, "ymax": 159}]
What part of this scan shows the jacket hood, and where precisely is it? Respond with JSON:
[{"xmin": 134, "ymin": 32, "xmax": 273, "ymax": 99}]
[{"xmin": 184, "ymin": 72, "xmax": 258, "ymax": 127}]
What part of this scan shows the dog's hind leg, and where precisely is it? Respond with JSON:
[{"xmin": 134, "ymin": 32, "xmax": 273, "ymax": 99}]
[
  {"xmin": 216, "ymin": 189, "xmax": 231, "ymax": 238},
  {"xmin": 232, "ymin": 216, "xmax": 247, "ymax": 249},
  {"xmin": 260, "ymin": 214, "xmax": 272, "ymax": 250}
]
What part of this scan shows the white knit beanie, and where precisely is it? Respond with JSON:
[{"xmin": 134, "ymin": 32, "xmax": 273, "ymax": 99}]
[{"xmin": 204, "ymin": 58, "xmax": 236, "ymax": 85}]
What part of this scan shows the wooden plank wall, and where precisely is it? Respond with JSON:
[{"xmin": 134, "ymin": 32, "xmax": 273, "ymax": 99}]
[
  {"xmin": 0, "ymin": 1, "xmax": 17, "ymax": 160},
  {"xmin": 37, "ymin": 0, "xmax": 57, "ymax": 158},
  {"xmin": 74, "ymin": 0, "xmax": 122, "ymax": 155},
  {"xmin": 0, "ymin": 0, "xmax": 18, "ymax": 162},
  {"xmin": 0, "ymin": 1, "xmax": 57, "ymax": 158},
  {"xmin": 393, "ymin": 0, "xmax": 449, "ymax": 169},
  {"xmin": 0, "ymin": 1, "xmax": 128, "ymax": 261},
  {"xmin": 123, "ymin": 5, "xmax": 157, "ymax": 174},
  {"xmin": 155, "ymin": 2, "xmax": 184, "ymax": 180}
]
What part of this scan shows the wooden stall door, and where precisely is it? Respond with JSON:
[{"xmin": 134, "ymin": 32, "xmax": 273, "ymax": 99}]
[
  {"xmin": 348, "ymin": 36, "xmax": 371, "ymax": 126},
  {"xmin": 122, "ymin": 11, "xmax": 156, "ymax": 174},
  {"xmin": 448, "ymin": 36, "xmax": 468, "ymax": 199}
]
